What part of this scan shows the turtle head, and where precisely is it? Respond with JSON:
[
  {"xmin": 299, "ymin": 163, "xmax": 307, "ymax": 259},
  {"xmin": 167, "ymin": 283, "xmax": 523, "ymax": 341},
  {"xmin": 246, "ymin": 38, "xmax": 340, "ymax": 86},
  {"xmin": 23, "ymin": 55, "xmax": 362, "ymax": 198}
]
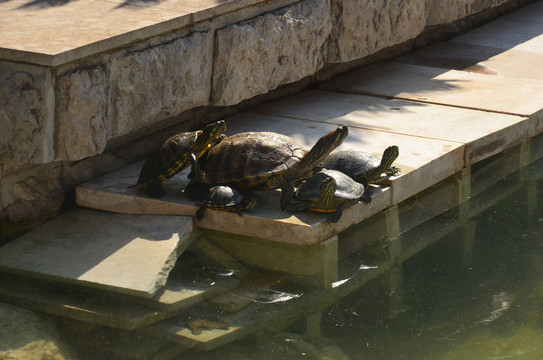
[
  {"xmin": 381, "ymin": 145, "xmax": 399, "ymax": 170},
  {"xmin": 300, "ymin": 125, "xmax": 348, "ymax": 170},
  {"xmin": 201, "ymin": 120, "xmax": 227, "ymax": 142},
  {"xmin": 319, "ymin": 175, "xmax": 337, "ymax": 207},
  {"xmin": 323, "ymin": 125, "xmax": 349, "ymax": 152},
  {"xmin": 194, "ymin": 120, "xmax": 227, "ymax": 156}
]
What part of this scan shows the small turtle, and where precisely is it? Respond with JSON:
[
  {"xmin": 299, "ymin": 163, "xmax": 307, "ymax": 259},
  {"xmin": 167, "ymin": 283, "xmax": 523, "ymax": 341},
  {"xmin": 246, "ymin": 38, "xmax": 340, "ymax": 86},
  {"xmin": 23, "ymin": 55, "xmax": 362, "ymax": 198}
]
[
  {"xmin": 287, "ymin": 169, "xmax": 371, "ymax": 223},
  {"xmin": 323, "ymin": 145, "xmax": 400, "ymax": 184},
  {"xmin": 130, "ymin": 121, "xmax": 226, "ymax": 198},
  {"xmin": 191, "ymin": 183, "xmax": 256, "ymax": 220},
  {"xmin": 194, "ymin": 126, "xmax": 348, "ymax": 210}
]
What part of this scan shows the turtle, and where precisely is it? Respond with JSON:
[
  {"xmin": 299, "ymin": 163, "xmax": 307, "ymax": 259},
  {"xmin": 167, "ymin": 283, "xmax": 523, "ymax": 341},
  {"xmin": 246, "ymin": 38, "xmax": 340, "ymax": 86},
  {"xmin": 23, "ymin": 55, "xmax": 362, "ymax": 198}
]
[
  {"xmin": 322, "ymin": 145, "xmax": 400, "ymax": 184},
  {"xmin": 130, "ymin": 120, "xmax": 226, "ymax": 198},
  {"xmin": 190, "ymin": 183, "xmax": 257, "ymax": 220},
  {"xmin": 192, "ymin": 125, "xmax": 349, "ymax": 210},
  {"xmin": 286, "ymin": 169, "xmax": 371, "ymax": 223}
]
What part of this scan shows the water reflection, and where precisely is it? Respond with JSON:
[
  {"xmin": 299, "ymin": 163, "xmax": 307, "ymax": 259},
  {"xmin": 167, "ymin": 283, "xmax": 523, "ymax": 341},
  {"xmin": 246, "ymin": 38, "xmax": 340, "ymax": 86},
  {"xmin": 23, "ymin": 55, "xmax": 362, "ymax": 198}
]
[{"xmin": 183, "ymin": 159, "xmax": 543, "ymax": 360}]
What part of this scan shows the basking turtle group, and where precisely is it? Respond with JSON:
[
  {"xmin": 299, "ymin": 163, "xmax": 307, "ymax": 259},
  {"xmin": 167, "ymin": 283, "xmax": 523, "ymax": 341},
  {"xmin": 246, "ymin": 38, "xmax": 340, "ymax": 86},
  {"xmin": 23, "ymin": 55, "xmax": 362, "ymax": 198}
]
[{"xmin": 131, "ymin": 120, "xmax": 400, "ymax": 222}]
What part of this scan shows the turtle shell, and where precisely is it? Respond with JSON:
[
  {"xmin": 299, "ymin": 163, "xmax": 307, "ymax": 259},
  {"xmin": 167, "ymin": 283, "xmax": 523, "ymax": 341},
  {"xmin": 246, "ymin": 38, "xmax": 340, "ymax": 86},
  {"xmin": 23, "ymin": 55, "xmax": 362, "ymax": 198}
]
[
  {"xmin": 201, "ymin": 132, "xmax": 308, "ymax": 190},
  {"xmin": 136, "ymin": 131, "xmax": 201, "ymax": 186},
  {"xmin": 323, "ymin": 146, "xmax": 399, "ymax": 183},
  {"xmin": 202, "ymin": 126, "xmax": 348, "ymax": 191},
  {"xmin": 322, "ymin": 151, "xmax": 379, "ymax": 181},
  {"xmin": 198, "ymin": 126, "xmax": 348, "ymax": 210},
  {"xmin": 296, "ymin": 169, "xmax": 365, "ymax": 212},
  {"xmin": 192, "ymin": 184, "xmax": 256, "ymax": 220},
  {"xmin": 133, "ymin": 121, "xmax": 226, "ymax": 196},
  {"xmin": 196, "ymin": 185, "xmax": 245, "ymax": 207}
]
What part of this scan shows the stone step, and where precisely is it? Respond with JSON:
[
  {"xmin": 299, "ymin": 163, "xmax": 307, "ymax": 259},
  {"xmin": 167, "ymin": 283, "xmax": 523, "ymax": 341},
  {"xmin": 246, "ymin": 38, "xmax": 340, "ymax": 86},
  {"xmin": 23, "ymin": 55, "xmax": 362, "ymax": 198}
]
[
  {"xmin": 451, "ymin": 1, "xmax": 543, "ymax": 53},
  {"xmin": 0, "ymin": 254, "xmax": 240, "ymax": 329},
  {"xmin": 0, "ymin": 209, "xmax": 195, "ymax": 298},
  {"xmin": 320, "ymin": 61, "xmax": 543, "ymax": 135}
]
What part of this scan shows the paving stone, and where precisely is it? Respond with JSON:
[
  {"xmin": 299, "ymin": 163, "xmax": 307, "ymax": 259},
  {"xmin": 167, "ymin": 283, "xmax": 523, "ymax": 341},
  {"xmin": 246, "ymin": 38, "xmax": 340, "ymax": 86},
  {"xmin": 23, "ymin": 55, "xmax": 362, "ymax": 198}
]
[
  {"xmin": 320, "ymin": 61, "xmax": 543, "ymax": 136},
  {"xmin": 0, "ymin": 0, "xmax": 191, "ymax": 66},
  {"xmin": 77, "ymin": 113, "xmax": 463, "ymax": 243},
  {"xmin": 0, "ymin": 209, "xmax": 195, "ymax": 298},
  {"xmin": 396, "ymin": 41, "xmax": 543, "ymax": 82},
  {"xmin": 451, "ymin": 14, "xmax": 543, "ymax": 53},
  {"xmin": 254, "ymin": 89, "xmax": 528, "ymax": 165}
]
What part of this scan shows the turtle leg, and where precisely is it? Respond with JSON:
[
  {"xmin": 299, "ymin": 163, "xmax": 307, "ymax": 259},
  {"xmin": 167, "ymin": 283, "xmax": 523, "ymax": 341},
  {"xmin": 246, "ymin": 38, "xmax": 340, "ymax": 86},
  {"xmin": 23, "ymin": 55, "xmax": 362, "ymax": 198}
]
[
  {"xmin": 234, "ymin": 203, "xmax": 243, "ymax": 217},
  {"xmin": 188, "ymin": 153, "xmax": 206, "ymax": 183},
  {"xmin": 284, "ymin": 200, "xmax": 307, "ymax": 214},
  {"xmin": 327, "ymin": 203, "xmax": 344, "ymax": 223},
  {"xmin": 147, "ymin": 180, "xmax": 165, "ymax": 198},
  {"xmin": 279, "ymin": 178, "xmax": 296, "ymax": 211},
  {"xmin": 359, "ymin": 178, "xmax": 372, "ymax": 204},
  {"xmin": 195, "ymin": 205, "xmax": 207, "ymax": 220}
]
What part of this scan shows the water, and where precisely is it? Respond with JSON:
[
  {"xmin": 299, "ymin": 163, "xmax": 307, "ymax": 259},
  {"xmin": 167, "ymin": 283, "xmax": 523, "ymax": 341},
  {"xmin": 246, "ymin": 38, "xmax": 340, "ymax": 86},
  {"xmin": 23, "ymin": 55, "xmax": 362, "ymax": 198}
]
[{"xmin": 181, "ymin": 157, "xmax": 543, "ymax": 360}]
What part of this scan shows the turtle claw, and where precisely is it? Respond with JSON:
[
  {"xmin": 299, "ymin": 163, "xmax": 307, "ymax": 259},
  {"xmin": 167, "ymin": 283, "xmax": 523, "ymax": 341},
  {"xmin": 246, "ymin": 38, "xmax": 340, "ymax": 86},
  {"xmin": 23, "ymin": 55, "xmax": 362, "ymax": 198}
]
[{"xmin": 388, "ymin": 166, "xmax": 401, "ymax": 176}]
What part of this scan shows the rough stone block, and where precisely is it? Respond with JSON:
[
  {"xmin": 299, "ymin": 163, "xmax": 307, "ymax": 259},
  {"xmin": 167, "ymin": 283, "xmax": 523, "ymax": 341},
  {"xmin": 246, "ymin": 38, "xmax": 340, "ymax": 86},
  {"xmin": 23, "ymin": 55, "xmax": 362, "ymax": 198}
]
[
  {"xmin": 113, "ymin": 31, "xmax": 211, "ymax": 137},
  {"xmin": 0, "ymin": 65, "xmax": 53, "ymax": 164},
  {"xmin": 3, "ymin": 164, "xmax": 64, "ymax": 222},
  {"xmin": 55, "ymin": 65, "xmax": 108, "ymax": 161},
  {"xmin": 212, "ymin": 0, "xmax": 332, "ymax": 106},
  {"xmin": 328, "ymin": 0, "xmax": 426, "ymax": 63}
]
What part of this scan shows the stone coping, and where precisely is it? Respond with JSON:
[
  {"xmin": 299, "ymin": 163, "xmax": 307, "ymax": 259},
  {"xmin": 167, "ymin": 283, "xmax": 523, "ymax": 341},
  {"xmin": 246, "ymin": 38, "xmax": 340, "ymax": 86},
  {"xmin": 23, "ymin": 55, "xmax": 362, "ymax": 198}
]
[{"xmin": 0, "ymin": 0, "xmax": 277, "ymax": 66}]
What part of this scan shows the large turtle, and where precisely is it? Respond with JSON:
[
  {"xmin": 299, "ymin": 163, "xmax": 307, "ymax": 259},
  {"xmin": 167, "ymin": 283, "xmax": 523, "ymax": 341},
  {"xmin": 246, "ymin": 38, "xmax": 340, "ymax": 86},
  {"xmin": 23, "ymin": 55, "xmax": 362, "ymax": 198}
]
[
  {"xmin": 194, "ymin": 126, "xmax": 348, "ymax": 210},
  {"xmin": 190, "ymin": 183, "xmax": 257, "ymax": 220},
  {"xmin": 322, "ymin": 145, "xmax": 400, "ymax": 184},
  {"xmin": 287, "ymin": 169, "xmax": 371, "ymax": 223},
  {"xmin": 131, "ymin": 121, "xmax": 226, "ymax": 198}
]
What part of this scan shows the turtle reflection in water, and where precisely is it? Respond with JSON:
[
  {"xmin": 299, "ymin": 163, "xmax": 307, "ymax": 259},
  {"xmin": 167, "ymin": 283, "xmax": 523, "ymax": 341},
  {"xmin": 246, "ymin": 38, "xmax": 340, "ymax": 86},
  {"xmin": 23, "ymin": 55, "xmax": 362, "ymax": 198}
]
[
  {"xmin": 190, "ymin": 183, "xmax": 256, "ymax": 220},
  {"xmin": 287, "ymin": 169, "xmax": 372, "ymax": 223}
]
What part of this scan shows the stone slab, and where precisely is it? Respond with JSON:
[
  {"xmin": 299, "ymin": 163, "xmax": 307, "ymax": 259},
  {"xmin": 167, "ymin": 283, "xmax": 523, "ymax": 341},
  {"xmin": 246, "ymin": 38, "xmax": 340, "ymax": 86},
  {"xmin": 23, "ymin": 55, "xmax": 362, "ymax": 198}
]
[
  {"xmin": 0, "ymin": 209, "xmax": 195, "ymax": 298},
  {"xmin": 77, "ymin": 113, "xmax": 464, "ymax": 244},
  {"xmin": 396, "ymin": 41, "xmax": 543, "ymax": 82},
  {"xmin": 0, "ymin": 268, "xmax": 238, "ymax": 329},
  {"xmin": 254, "ymin": 89, "xmax": 528, "ymax": 165},
  {"xmin": 320, "ymin": 62, "xmax": 543, "ymax": 136},
  {"xmin": 0, "ymin": 0, "xmax": 296, "ymax": 66},
  {"xmin": 451, "ymin": 4, "xmax": 543, "ymax": 53},
  {"xmin": 0, "ymin": 0, "xmax": 190, "ymax": 66}
]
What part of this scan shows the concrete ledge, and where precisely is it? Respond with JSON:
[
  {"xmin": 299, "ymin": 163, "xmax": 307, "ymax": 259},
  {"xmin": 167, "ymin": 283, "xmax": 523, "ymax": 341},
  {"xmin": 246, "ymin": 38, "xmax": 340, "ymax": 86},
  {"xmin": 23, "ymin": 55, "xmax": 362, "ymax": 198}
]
[{"xmin": 0, "ymin": 0, "xmax": 538, "ymax": 228}]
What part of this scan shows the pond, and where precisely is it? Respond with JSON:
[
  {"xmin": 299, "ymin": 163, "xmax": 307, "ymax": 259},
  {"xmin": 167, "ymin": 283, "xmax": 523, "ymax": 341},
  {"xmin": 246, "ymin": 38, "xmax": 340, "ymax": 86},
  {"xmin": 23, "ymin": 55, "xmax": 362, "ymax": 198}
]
[{"xmin": 178, "ymin": 156, "xmax": 543, "ymax": 360}]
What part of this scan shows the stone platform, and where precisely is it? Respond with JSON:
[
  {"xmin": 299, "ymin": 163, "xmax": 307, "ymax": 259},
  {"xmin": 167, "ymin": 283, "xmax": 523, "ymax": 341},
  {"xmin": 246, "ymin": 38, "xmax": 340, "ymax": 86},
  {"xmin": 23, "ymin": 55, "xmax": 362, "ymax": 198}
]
[
  {"xmin": 77, "ymin": 1, "xmax": 543, "ymax": 244},
  {"xmin": 2, "ymin": 1, "xmax": 543, "ymax": 358},
  {"xmin": 0, "ymin": 0, "xmax": 536, "ymax": 229}
]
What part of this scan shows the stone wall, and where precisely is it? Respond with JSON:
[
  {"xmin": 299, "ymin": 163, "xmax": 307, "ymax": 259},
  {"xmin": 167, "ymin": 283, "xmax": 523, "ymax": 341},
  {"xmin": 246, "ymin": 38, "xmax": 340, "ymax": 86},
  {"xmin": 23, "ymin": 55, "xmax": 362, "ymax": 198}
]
[{"xmin": 0, "ymin": 0, "xmax": 533, "ymax": 238}]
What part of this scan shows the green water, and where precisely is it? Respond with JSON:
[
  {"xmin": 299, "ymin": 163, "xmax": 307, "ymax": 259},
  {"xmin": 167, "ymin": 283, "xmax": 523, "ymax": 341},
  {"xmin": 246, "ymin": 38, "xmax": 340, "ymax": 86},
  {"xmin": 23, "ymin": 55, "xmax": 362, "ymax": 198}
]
[
  {"xmin": 323, "ymin": 163, "xmax": 543, "ymax": 360},
  {"xmin": 323, "ymin": 183, "xmax": 543, "ymax": 359},
  {"xmin": 184, "ymin": 158, "xmax": 543, "ymax": 360}
]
